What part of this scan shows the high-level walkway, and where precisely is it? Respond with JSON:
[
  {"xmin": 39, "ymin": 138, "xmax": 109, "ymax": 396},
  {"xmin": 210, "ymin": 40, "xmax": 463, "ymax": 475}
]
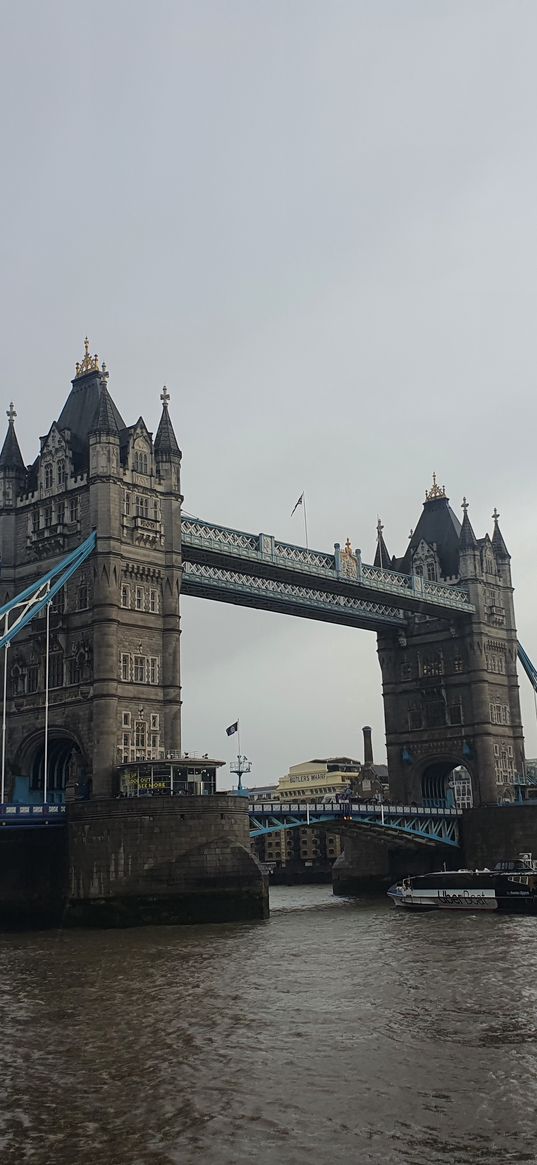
[{"xmin": 181, "ymin": 518, "xmax": 474, "ymax": 630}]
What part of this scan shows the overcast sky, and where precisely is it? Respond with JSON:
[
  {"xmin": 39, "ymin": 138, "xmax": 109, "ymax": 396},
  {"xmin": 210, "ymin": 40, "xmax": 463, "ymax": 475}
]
[{"xmin": 1, "ymin": 0, "xmax": 537, "ymax": 785}]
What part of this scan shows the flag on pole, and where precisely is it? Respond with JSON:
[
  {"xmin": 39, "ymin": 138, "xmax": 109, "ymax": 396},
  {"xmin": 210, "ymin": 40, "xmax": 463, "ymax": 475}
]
[
  {"xmin": 291, "ymin": 492, "xmax": 304, "ymax": 517},
  {"xmin": 226, "ymin": 721, "xmax": 239, "ymax": 736}
]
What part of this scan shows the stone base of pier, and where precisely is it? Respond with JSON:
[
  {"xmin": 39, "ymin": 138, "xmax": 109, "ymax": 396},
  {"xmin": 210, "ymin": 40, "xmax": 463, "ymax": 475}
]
[{"xmin": 0, "ymin": 796, "xmax": 268, "ymax": 928}]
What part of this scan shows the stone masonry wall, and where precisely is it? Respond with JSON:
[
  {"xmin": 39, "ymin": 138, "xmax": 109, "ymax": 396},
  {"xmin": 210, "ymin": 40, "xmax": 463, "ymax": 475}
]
[{"xmin": 66, "ymin": 795, "xmax": 268, "ymax": 925}]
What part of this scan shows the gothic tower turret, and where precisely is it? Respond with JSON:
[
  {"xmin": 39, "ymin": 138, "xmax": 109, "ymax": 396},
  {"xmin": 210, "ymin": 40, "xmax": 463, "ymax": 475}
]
[{"xmin": 377, "ymin": 476, "xmax": 524, "ymax": 808}]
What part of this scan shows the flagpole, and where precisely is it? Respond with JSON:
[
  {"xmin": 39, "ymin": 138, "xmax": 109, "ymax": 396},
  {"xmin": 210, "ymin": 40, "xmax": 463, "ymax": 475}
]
[{"xmin": 303, "ymin": 493, "xmax": 309, "ymax": 549}]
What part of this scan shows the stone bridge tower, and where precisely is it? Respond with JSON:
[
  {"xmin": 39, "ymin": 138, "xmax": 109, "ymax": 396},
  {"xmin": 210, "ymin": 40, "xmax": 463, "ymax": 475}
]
[
  {"xmin": 0, "ymin": 341, "xmax": 182, "ymax": 799},
  {"xmin": 376, "ymin": 476, "xmax": 524, "ymax": 807}
]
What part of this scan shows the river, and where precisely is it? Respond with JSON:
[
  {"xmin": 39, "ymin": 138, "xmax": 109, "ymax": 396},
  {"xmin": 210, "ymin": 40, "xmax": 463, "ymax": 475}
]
[{"xmin": 1, "ymin": 884, "xmax": 537, "ymax": 1164}]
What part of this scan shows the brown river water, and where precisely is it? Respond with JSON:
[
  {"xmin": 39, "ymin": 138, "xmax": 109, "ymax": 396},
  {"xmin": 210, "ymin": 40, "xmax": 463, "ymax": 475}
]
[{"xmin": 1, "ymin": 884, "xmax": 537, "ymax": 1165}]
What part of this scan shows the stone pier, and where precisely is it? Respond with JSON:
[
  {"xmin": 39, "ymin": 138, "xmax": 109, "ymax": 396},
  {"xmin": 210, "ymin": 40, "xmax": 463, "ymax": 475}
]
[{"xmin": 0, "ymin": 796, "xmax": 268, "ymax": 928}]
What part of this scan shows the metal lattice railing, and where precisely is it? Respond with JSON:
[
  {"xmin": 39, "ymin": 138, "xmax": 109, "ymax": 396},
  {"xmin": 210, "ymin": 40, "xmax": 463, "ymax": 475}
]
[
  {"xmin": 182, "ymin": 562, "xmax": 404, "ymax": 624},
  {"xmin": 181, "ymin": 518, "xmax": 474, "ymax": 614}
]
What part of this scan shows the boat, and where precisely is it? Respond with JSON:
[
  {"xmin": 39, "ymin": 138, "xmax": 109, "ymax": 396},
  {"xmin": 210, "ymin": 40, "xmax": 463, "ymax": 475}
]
[{"xmin": 387, "ymin": 853, "xmax": 537, "ymax": 913}]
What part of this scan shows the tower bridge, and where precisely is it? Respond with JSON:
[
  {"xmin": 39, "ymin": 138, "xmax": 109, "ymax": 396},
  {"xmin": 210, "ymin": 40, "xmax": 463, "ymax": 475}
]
[{"xmin": 0, "ymin": 340, "xmax": 529, "ymax": 816}]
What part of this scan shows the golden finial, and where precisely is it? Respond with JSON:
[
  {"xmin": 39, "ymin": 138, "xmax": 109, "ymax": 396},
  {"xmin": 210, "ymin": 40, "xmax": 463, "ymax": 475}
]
[
  {"xmin": 74, "ymin": 336, "xmax": 101, "ymax": 379},
  {"xmin": 343, "ymin": 537, "xmax": 353, "ymax": 555},
  {"xmin": 425, "ymin": 472, "xmax": 447, "ymax": 502}
]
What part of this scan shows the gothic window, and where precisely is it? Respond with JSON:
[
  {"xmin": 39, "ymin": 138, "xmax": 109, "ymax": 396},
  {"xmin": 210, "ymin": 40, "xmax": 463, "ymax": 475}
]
[
  {"xmin": 125, "ymin": 493, "xmax": 131, "ymax": 516},
  {"xmin": 44, "ymin": 464, "xmax": 53, "ymax": 489},
  {"xmin": 135, "ymin": 496, "xmax": 149, "ymax": 519},
  {"xmin": 424, "ymin": 699, "xmax": 446, "ymax": 728},
  {"xmin": 122, "ymin": 711, "xmax": 131, "ymax": 728},
  {"xmin": 427, "ymin": 563, "xmax": 436, "ymax": 581},
  {"xmin": 69, "ymin": 497, "xmax": 79, "ymax": 523},
  {"xmin": 121, "ymin": 653, "xmax": 131, "ymax": 682},
  {"xmin": 135, "ymin": 586, "xmax": 144, "ymax": 611},
  {"xmin": 149, "ymin": 589, "xmax": 158, "ymax": 613},
  {"xmin": 408, "ymin": 703, "xmax": 423, "ymax": 731},
  {"xmin": 51, "ymin": 590, "xmax": 64, "ymax": 614},
  {"xmin": 121, "ymin": 585, "xmax": 130, "ymax": 608},
  {"xmin": 32, "ymin": 509, "xmax": 39, "ymax": 533},
  {"xmin": 57, "ymin": 460, "xmax": 66, "ymax": 486},
  {"xmin": 77, "ymin": 584, "xmax": 88, "ymax": 610},
  {"xmin": 150, "ymin": 713, "xmax": 159, "ymax": 731},
  {"xmin": 449, "ymin": 701, "xmax": 463, "ymax": 725},
  {"xmin": 153, "ymin": 501, "xmax": 159, "ymax": 522},
  {"xmin": 421, "ymin": 653, "xmax": 444, "ymax": 677},
  {"xmin": 57, "ymin": 500, "xmax": 65, "ymax": 525},
  {"xmin": 48, "ymin": 653, "xmax": 64, "ymax": 689},
  {"xmin": 415, "ymin": 565, "xmax": 423, "ymax": 578},
  {"xmin": 135, "ymin": 720, "xmax": 146, "ymax": 752},
  {"xmin": 133, "ymin": 656, "xmax": 145, "ymax": 683},
  {"xmin": 148, "ymin": 657, "xmax": 159, "ymax": 684},
  {"xmin": 453, "ymin": 654, "xmax": 463, "ymax": 673},
  {"xmin": 150, "ymin": 734, "xmax": 159, "ymax": 751},
  {"xmin": 27, "ymin": 665, "xmax": 38, "ymax": 693},
  {"xmin": 44, "ymin": 504, "xmax": 52, "ymax": 527},
  {"xmin": 9, "ymin": 665, "xmax": 26, "ymax": 697},
  {"xmin": 67, "ymin": 657, "xmax": 81, "ymax": 686},
  {"xmin": 122, "ymin": 733, "xmax": 130, "ymax": 762}
]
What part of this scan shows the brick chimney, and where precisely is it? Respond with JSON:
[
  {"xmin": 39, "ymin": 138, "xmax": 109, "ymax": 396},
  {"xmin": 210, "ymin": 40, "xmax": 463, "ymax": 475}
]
[{"xmin": 362, "ymin": 725, "xmax": 373, "ymax": 766}]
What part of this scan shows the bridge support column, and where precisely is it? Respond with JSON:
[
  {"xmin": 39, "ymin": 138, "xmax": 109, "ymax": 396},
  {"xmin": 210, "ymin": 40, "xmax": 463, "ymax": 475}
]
[{"xmin": 332, "ymin": 832, "xmax": 440, "ymax": 895}]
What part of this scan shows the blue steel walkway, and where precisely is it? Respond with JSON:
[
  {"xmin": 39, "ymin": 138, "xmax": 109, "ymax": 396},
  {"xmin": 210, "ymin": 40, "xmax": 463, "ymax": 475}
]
[{"xmin": 248, "ymin": 801, "xmax": 461, "ymax": 847}]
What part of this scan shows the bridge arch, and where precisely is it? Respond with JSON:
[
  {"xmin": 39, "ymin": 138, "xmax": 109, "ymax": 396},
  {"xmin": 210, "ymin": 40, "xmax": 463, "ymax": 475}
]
[
  {"xmin": 15, "ymin": 728, "xmax": 89, "ymax": 803},
  {"xmin": 420, "ymin": 760, "xmax": 474, "ymax": 809}
]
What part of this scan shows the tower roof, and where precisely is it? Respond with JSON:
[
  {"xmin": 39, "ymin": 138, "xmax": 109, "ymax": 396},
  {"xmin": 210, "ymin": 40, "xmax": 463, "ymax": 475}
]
[
  {"xmin": 491, "ymin": 507, "xmax": 510, "ymax": 559},
  {"xmin": 0, "ymin": 403, "xmax": 25, "ymax": 472},
  {"xmin": 90, "ymin": 380, "xmax": 120, "ymax": 436},
  {"xmin": 57, "ymin": 341, "xmax": 125, "ymax": 468},
  {"xmin": 459, "ymin": 497, "xmax": 478, "ymax": 550},
  {"xmin": 396, "ymin": 474, "xmax": 462, "ymax": 578},
  {"xmin": 154, "ymin": 386, "xmax": 180, "ymax": 456},
  {"xmin": 373, "ymin": 518, "xmax": 391, "ymax": 568}
]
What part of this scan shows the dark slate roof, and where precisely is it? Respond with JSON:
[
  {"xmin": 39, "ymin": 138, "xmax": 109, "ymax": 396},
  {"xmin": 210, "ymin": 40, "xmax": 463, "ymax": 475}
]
[
  {"xmin": 90, "ymin": 382, "xmax": 120, "ymax": 435},
  {"xmin": 0, "ymin": 422, "xmax": 25, "ymax": 471},
  {"xmin": 374, "ymin": 531, "xmax": 392, "ymax": 568},
  {"xmin": 155, "ymin": 404, "xmax": 180, "ymax": 456},
  {"xmin": 492, "ymin": 515, "xmax": 510, "ymax": 559},
  {"xmin": 459, "ymin": 507, "xmax": 478, "ymax": 551},
  {"xmin": 57, "ymin": 371, "xmax": 126, "ymax": 470},
  {"xmin": 395, "ymin": 496, "xmax": 462, "ymax": 579}
]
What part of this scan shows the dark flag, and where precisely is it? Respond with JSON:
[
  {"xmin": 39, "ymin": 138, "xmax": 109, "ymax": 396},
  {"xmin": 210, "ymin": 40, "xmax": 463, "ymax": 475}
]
[
  {"xmin": 291, "ymin": 492, "xmax": 304, "ymax": 517},
  {"xmin": 226, "ymin": 721, "xmax": 239, "ymax": 736}
]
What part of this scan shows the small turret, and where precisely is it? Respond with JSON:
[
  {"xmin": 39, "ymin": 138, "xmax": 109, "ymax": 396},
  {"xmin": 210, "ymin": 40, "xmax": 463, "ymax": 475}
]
[
  {"xmin": 374, "ymin": 517, "xmax": 391, "ymax": 569},
  {"xmin": 491, "ymin": 507, "xmax": 510, "ymax": 560},
  {"xmin": 459, "ymin": 497, "xmax": 477, "ymax": 550},
  {"xmin": 155, "ymin": 386, "xmax": 181, "ymax": 460},
  {"xmin": 0, "ymin": 402, "xmax": 25, "ymax": 473}
]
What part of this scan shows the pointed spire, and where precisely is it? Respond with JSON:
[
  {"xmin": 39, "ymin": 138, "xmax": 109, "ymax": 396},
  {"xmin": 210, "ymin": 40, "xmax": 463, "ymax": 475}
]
[
  {"xmin": 90, "ymin": 378, "xmax": 120, "ymax": 436},
  {"xmin": 155, "ymin": 386, "xmax": 180, "ymax": 457},
  {"xmin": 374, "ymin": 517, "xmax": 392, "ymax": 568},
  {"xmin": 491, "ymin": 507, "xmax": 510, "ymax": 559},
  {"xmin": 0, "ymin": 402, "xmax": 25, "ymax": 471},
  {"xmin": 459, "ymin": 496, "xmax": 477, "ymax": 550}
]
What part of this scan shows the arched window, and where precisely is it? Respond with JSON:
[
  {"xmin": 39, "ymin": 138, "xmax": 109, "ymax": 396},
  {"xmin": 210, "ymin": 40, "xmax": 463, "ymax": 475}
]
[
  {"xmin": 57, "ymin": 460, "xmax": 66, "ymax": 486},
  {"xmin": 44, "ymin": 464, "xmax": 53, "ymax": 489}
]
